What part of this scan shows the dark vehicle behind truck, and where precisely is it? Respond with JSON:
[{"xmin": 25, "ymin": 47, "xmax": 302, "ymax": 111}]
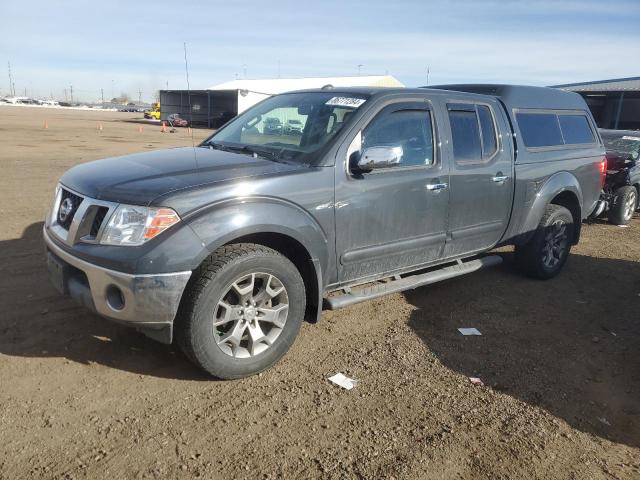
[
  {"xmin": 598, "ymin": 129, "xmax": 640, "ymax": 225},
  {"xmin": 44, "ymin": 85, "xmax": 604, "ymax": 378}
]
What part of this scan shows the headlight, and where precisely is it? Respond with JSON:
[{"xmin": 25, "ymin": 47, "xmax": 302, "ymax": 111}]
[{"xmin": 101, "ymin": 205, "xmax": 180, "ymax": 246}]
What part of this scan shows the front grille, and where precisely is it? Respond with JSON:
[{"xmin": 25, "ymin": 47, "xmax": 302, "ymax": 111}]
[
  {"xmin": 90, "ymin": 206, "xmax": 109, "ymax": 237},
  {"xmin": 58, "ymin": 189, "xmax": 84, "ymax": 230}
]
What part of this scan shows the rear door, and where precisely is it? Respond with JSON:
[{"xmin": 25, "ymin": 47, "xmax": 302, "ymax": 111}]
[{"xmin": 443, "ymin": 100, "xmax": 514, "ymax": 257}]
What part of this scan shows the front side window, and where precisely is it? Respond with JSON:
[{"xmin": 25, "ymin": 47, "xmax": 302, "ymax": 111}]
[
  {"xmin": 362, "ymin": 110, "xmax": 434, "ymax": 167},
  {"xmin": 203, "ymin": 92, "xmax": 368, "ymax": 164}
]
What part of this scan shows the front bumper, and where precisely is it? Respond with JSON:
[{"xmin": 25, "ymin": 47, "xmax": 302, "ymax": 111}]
[{"xmin": 44, "ymin": 226, "xmax": 191, "ymax": 343}]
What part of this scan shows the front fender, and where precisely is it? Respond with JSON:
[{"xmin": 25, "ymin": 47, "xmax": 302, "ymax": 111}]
[
  {"xmin": 185, "ymin": 196, "xmax": 330, "ymax": 282},
  {"xmin": 517, "ymin": 171, "xmax": 583, "ymax": 244}
]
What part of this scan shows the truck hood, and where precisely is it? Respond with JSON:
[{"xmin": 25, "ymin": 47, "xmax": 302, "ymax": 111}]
[{"xmin": 60, "ymin": 146, "xmax": 306, "ymax": 205}]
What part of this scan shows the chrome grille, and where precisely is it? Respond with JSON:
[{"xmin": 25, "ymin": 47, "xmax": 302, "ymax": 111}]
[
  {"xmin": 58, "ymin": 189, "xmax": 83, "ymax": 230},
  {"xmin": 49, "ymin": 185, "xmax": 118, "ymax": 246}
]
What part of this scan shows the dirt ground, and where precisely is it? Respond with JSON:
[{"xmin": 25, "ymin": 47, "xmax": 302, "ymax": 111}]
[{"xmin": 0, "ymin": 104, "xmax": 639, "ymax": 479}]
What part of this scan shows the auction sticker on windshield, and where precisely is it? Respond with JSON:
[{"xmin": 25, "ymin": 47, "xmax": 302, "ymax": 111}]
[
  {"xmin": 622, "ymin": 136, "xmax": 640, "ymax": 141},
  {"xmin": 325, "ymin": 97, "xmax": 367, "ymax": 108}
]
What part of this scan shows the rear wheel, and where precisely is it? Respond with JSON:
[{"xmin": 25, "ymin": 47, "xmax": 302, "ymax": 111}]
[
  {"xmin": 176, "ymin": 243, "xmax": 305, "ymax": 379},
  {"xmin": 608, "ymin": 185, "xmax": 637, "ymax": 225},
  {"xmin": 515, "ymin": 204, "xmax": 574, "ymax": 279}
]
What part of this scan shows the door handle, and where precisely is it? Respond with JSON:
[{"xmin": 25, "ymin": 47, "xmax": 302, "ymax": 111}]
[
  {"xmin": 426, "ymin": 182, "xmax": 448, "ymax": 191},
  {"xmin": 492, "ymin": 175, "xmax": 509, "ymax": 183}
]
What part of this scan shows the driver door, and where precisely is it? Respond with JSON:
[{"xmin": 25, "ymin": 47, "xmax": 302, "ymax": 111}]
[{"xmin": 334, "ymin": 102, "xmax": 450, "ymax": 284}]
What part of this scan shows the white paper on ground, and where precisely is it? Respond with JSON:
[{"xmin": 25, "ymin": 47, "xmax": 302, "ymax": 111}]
[
  {"xmin": 328, "ymin": 373, "xmax": 358, "ymax": 390},
  {"xmin": 458, "ymin": 328, "xmax": 482, "ymax": 336}
]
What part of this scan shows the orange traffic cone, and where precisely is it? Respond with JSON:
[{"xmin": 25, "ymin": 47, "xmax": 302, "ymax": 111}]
[
  {"xmin": 97, "ymin": 123, "xmax": 103, "ymax": 132},
  {"xmin": 43, "ymin": 120, "xmax": 48, "ymax": 129},
  {"xmin": 138, "ymin": 125, "xmax": 144, "ymax": 133},
  {"xmin": 161, "ymin": 121, "xmax": 166, "ymax": 133},
  {"xmin": 187, "ymin": 127, "xmax": 192, "ymax": 135}
]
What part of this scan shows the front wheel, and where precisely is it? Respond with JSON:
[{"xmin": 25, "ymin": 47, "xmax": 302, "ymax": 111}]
[
  {"xmin": 608, "ymin": 185, "xmax": 637, "ymax": 225},
  {"xmin": 515, "ymin": 204, "xmax": 574, "ymax": 280},
  {"xmin": 176, "ymin": 243, "xmax": 306, "ymax": 379}
]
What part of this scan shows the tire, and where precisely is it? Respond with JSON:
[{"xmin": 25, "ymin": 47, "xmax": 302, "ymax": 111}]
[
  {"xmin": 175, "ymin": 243, "xmax": 306, "ymax": 379},
  {"xmin": 608, "ymin": 186, "xmax": 637, "ymax": 225},
  {"xmin": 515, "ymin": 204, "xmax": 574, "ymax": 280}
]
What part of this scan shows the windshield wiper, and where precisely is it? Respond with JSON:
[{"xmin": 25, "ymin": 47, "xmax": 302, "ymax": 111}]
[{"xmin": 204, "ymin": 142, "xmax": 289, "ymax": 163}]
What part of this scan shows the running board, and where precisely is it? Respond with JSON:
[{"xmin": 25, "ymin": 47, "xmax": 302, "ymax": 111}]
[{"xmin": 325, "ymin": 255, "xmax": 502, "ymax": 310}]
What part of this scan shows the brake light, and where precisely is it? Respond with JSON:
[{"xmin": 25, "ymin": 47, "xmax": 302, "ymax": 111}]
[{"xmin": 599, "ymin": 157, "xmax": 607, "ymax": 188}]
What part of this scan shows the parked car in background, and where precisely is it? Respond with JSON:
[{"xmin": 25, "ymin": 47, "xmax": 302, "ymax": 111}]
[
  {"xmin": 167, "ymin": 113, "xmax": 189, "ymax": 127},
  {"xmin": 598, "ymin": 129, "xmax": 640, "ymax": 225},
  {"xmin": 45, "ymin": 85, "xmax": 603, "ymax": 379},
  {"xmin": 263, "ymin": 117, "xmax": 283, "ymax": 135},
  {"xmin": 284, "ymin": 119, "xmax": 303, "ymax": 135}
]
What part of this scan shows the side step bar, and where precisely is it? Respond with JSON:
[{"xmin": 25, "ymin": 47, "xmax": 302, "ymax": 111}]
[{"xmin": 325, "ymin": 255, "xmax": 502, "ymax": 310}]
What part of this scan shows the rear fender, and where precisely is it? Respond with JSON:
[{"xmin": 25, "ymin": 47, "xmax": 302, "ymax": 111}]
[{"xmin": 516, "ymin": 172, "xmax": 583, "ymax": 245}]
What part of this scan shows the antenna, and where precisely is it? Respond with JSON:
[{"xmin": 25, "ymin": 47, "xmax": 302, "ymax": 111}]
[{"xmin": 184, "ymin": 41, "xmax": 195, "ymax": 150}]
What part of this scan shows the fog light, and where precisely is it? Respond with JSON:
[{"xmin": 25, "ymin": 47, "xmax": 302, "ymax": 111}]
[{"xmin": 106, "ymin": 285, "xmax": 125, "ymax": 311}]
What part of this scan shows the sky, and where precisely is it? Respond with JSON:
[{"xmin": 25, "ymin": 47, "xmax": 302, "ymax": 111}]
[{"xmin": 0, "ymin": 0, "xmax": 638, "ymax": 102}]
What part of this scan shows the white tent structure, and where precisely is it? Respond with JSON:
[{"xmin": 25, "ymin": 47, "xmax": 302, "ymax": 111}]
[
  {"xmin": 209, "ymin": 75, "xmax": 404, "ymax": 113},
  {"xmin": 159, "ymin": 75, "xmax": 404, "ymax": 128}
]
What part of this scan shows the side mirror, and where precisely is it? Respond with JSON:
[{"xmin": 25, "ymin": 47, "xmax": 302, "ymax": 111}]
[{"xmin": 356, "ymin": 146, "xmax": 403, "ymax": 172}]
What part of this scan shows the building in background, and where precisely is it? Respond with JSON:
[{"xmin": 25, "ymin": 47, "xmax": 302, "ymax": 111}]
[
  {"xmin": 552, "ymin": 76, "xmax": 640, "ymax": 130},
  {"xmin": 159, "ymin": 75, "xmax": 403, "ymax": 128}
]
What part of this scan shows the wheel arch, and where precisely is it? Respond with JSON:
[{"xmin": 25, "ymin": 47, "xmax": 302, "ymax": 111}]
[
  {"xmin": 185, "ymin": 198, "xmax": 330, "ymax": 323},
  {"xmin": 515, "ymin": 172, "xmax": 583, "ymax": 246},
  {"xmin": 549, "ymin": 190, "xmax": 582, "ymax": 244}
]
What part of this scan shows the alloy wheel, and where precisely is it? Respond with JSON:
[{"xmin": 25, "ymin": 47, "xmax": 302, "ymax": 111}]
[
  {"xmin": 624, "ymin": 190, "xmax": 637, "ymax": 221},
  {"xmin": 213, "ymin": 272, "xmax": 289, "ymax": 358},
  {"xmin": 542, "ymin": 220, "xmax": 568, "ymax": 269}
]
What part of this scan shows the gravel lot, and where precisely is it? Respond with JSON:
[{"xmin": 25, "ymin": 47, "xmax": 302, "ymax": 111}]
[{"xmin": 0, "ymin": 105, "xmax": 638, "ymax": 479}]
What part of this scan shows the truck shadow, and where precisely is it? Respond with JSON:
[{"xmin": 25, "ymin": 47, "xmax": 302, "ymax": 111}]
[
  {"xmin": 0, "ymin": 222, "xmax": 210, "ymax": 381},
  {"xmin": 404, "ymin": 251, "xmax": 640, "ymax": 449}
]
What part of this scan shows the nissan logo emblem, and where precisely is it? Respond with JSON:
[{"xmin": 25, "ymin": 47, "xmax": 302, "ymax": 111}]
[{"xmin": 58, "ymin": 198, "xmax": 74, "ymax": 223}]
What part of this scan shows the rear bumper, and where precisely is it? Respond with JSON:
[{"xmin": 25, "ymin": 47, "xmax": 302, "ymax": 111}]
[{"xmin": 44, "ymin": 226, "xmax": 191, "ymax": 343}]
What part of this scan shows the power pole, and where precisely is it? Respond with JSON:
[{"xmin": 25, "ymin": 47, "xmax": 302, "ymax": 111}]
[
  {"xmin": 426, "ymin": 66, "xmax": 430, "ymax": 86},
  {"xmin": 7, "ymin": 61, "xmax": 15, "ymax": 96},
  {"xmin": 101, "ymin": 88, "xmax": 104, "ymax": 104},
  {"xmin": 138, "ymin": 88, "xmax": 142, "ymax": 104},
  {"xmin": 70, "ymin": 84, "xmax": 73, "ymax": 103},
  {"xmin": 357, "ymin": 64, "xmax": 364, "ymax": 76},
  {"xmin": 64, "ymin": 89, "xmax": 67, "ymax": 102}
]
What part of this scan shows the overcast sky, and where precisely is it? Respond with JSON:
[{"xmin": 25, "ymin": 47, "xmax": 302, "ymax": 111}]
[{"xmin": 1, "ymin": 0, "xmax": 638, "ymax": 102}]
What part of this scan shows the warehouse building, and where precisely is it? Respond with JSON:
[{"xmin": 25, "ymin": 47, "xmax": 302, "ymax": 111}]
[
  {"xmin": 159, "ymin": 75, "xmax": 403, "ymax": 128},
  {"xmin": 552, "ymin": 76, "xmax": 640, "ymax": 130}
]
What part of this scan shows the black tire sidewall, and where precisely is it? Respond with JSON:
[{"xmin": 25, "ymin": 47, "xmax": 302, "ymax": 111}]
[
  {"xmin": 188, "ymin": 253, "xmax": 305, "ymax": 379},
  {"xmin": 516, "ymin": 205, "xmax": 574, "ymax": 280},
  {"xmin": 609, "ymin": 186, "xmax": 637, "ymax": 225},
  {"xmin": 534, "ymin": 206, "xmax": 574, "ymax": 278}
]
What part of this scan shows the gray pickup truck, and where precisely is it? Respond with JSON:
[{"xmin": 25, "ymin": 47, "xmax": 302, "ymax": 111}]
[{"xmin": 45, "ymin": 85, "xmax": 605, "ymax": 378}]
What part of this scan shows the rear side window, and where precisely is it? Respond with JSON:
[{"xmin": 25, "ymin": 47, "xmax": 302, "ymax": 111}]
[
  {"xmin": 516, "ymin": 111, "xmax": 595, "ymax": 148},
  {"xmin": 449, "ymin": 110, "xmax": 482, "ymax": 163},
  {"xmin": 478, "ymin": 105, "xmax": 497, "ymax": 157},
  {"xmin": 516, "ymin": 113, "xmax": 564, "ymax": 147},
  {"xmin": 558, "ymin": 115, "xmax": 594, "ymax": 144}
]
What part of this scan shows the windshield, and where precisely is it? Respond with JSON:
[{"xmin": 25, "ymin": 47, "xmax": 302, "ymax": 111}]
[
  {"xmin": 601, "ymin": 132, "xmax": 640, "ymax": 160},
  {"xmin": 201, "ymin": 92, "xmax": 369, "ymax": 164}
]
